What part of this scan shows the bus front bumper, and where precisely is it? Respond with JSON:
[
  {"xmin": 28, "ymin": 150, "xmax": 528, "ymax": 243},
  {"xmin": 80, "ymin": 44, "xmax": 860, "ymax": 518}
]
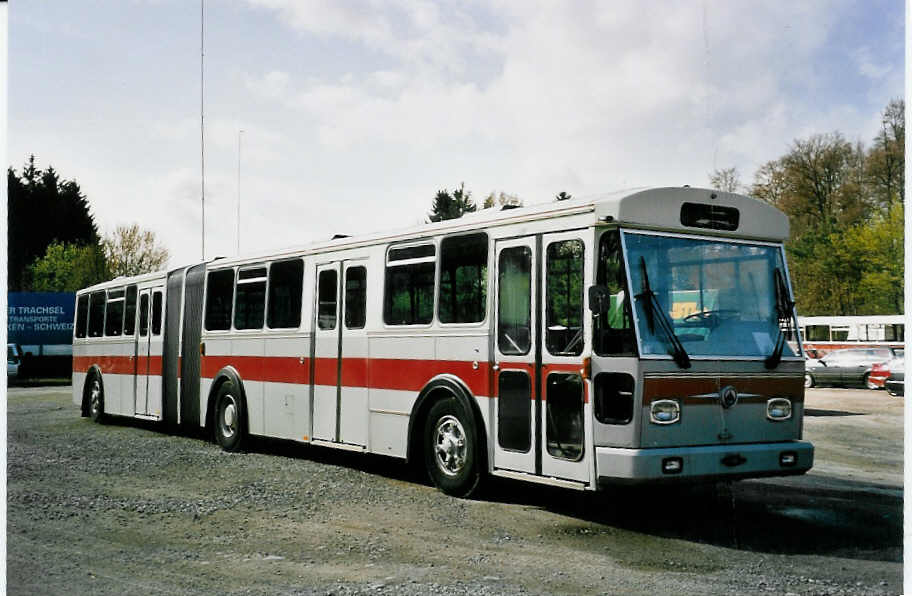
[{"xmin": 596, "ymin": 441, "xmax": 814, "ymax": 485}]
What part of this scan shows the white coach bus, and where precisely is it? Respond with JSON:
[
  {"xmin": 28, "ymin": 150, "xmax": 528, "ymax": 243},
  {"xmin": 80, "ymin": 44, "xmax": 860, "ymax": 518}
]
[{"xmin": 72, "ymin": 187, "xmax": 813, "ymax": 496}]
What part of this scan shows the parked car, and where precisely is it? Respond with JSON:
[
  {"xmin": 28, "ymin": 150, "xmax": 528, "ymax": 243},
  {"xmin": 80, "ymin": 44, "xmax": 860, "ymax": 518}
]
[
  {"xmin": 7, "ymin": 343, "xmax": 21, "ymax": 380},
  {"xmin": 869, "ymin": 350, "xmax": 904, "ymax": 390},
  {"xmin": 804, "ymin": 347, "xmax": 898, "ymax": 389},
  {"xmin": 885, "ymin": 357, "xmax": 904, "ymax": 397},
  {"xmin": 868, "ymin": 362, "xmax": 890, "ymax": 389}
]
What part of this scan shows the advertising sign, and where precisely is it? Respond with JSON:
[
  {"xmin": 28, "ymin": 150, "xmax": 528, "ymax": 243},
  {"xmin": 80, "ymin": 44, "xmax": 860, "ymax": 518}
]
[{"xmin": 8, "ymin": 292, "xmax": 75, "ymax": 346}]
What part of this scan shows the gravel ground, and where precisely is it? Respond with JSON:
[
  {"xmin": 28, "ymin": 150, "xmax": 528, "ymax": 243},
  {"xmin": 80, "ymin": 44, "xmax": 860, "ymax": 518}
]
[{"xmin": 7, "ymin": 385, "xmax": 902, "ymax": 595}]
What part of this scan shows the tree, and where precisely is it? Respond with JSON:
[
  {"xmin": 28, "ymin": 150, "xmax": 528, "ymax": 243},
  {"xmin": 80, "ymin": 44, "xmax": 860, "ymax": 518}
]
[
  {"xmin": 483, "ymin": 191, "xmax": 523, "ymax": 209},
  {"xmin": 28, "ymin": 242, "xmax": 108, "ymax": 292},
  {"xmin": 866, "ymin": 98, "xmax": 904, "ymax": 208},
  {"xmin": 103, "ymin": 224, "xmax": 170, "ymax": 277},
  {"xmin": 429, "ymin": 183, "xmax": 477, "ymax": 222},
  {"xmin": 8, "ymin": 155, "xmax": 101, "ymax": 290},
  {"xmin": 555, "ymin": 191, "xmax": 573, "ymax": 201},
  {"xmin": 837, "ymin": 203, "xmax": 904, "ymax": 314},
  {"xmin": 748, "ymin": 98, "xmax": 903, "ymax": 315},
  {"xmin": 708, "ymin": 167, "xmax": 742, "ymax": 193}
]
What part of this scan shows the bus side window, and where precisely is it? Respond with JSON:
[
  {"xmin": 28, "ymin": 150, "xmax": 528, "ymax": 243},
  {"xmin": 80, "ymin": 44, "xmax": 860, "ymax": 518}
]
[
  {"xmin": 104, "ymin": 289, "xmax": 125, "ymax": 337},
  {"xmin": 138, "ymin": 293, "xmax": 150, "ymax": 337},
  {"xmin": 88, "ymin": 291, "xmax": 106, "ymax": 337},
  {"xmin": 594, "ymin": 231, "xmax": 636, "ymax": 356},
  {"xmin": 384, "ymin": 243, "xmax": 435, "ymax": 326},
  {"xmin": 151, "ymin": 292, "xmax": 163, "ymax": 335},
  {"xmin": 267, "ymin": 259, "xmax": 304, "ymax": 329},
  {"xmin": 235, "ymin": 266, "xmax": 267, "ymax": 330},
  {"xmin": 75, "ymin": 295, "xmax": 89, "ymax": 338},
  {"xmin": 439, "ymin": 233, "xmax": 488, "ymax": 324},
  {"xmin": 123, "ymin": 285, "xmax": 138, "ymax": 336},
  {"xmin": 205, "ymin": 270, "xmax": 235, "ymax": 331}
]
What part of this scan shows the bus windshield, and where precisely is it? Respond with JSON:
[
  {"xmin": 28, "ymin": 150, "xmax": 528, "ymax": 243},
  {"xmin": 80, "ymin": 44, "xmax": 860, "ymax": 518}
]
[{"xmin": 623, "ymin": 231, "xmax": 797, "ymax": 360}]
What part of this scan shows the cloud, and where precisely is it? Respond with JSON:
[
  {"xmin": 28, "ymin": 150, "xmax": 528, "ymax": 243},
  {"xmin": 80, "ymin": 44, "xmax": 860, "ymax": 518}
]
[
  {"xmin": 851, "ymin": 46, "xmax": 892, "ymax": 80},
  {"xmin": 10, "ymin": 1, "xmax": 901, "ymax": 266}
]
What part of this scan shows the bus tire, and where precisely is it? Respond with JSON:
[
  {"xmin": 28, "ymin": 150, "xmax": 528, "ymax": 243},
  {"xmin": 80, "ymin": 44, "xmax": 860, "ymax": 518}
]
[
  {"xmin": 87, "ymin": 373, "xmax": 106, "ymax": 424},
  {"xmin": 214, "ymin": 381, "xmax": 247, "ymax": 452},
  {"xmin": 424, "ymin": 397, "xmax": 481, "ymax": 498}
]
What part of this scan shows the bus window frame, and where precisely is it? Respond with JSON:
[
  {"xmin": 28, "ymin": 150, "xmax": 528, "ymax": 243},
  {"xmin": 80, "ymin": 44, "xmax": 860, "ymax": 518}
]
[
  {"xmin": 266, "ymin": 257, "xmax": 305, "ymax": 331},
  {"xmin": 104, "ymin": 288, "xmax": 127, "ymax": 338},
  {"xmin": 382, "ymin": 239, "xmax": 438, "ymax": 328},
  {"xmin": 436, "ymin": 232, "xmax": 490, "ymax": 328},
  {"xmin": 233, "ymin": 264, "xmax": 269, "ymax": 332},
  {"xmin": 203, "ymin": 267, "xmax": 237, "ymax": 333}
]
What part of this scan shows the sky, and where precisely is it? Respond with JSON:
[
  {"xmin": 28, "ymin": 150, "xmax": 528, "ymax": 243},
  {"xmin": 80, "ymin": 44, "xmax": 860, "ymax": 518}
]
[{"xmin": 9, "ymin": 0, "xmax": 904, "ymax": 268}]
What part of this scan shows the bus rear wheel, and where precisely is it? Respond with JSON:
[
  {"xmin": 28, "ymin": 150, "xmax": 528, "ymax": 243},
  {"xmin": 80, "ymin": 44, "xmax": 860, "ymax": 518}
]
[
  {"xmin": 87, "ymin": 374, "xmax": 106, "ymax": 424},
  {"xmin": 214, "ymin": 381, "xmax": 247, "ymax": 452},
  {"xmin": 424, "ymin": 397, "xmax": 481, "ymax": 498}
]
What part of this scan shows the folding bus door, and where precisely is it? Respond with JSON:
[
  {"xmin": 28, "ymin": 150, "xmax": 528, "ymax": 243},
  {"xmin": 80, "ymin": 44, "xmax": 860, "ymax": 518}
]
[
  {"xmin": 312, "ymin": 262, "xmax": 342, "ymax": 442},
  {"xmin": 492, "ymin": 236, "xmax": 537, "ymax": 475},
  {"xmin": 134, "ymin": 289, "xmax": 152, "ymax": 415},
  {"xmin": 146, "ymin": 288, "xmax": 165, "ymax": 418},
  {"xmin": 338, "ymin": 260, "xmax": 369, "ymax": 447},
  {"xmin": 539, "ymin": 231, "xmax": 591, "ymax": 484}
]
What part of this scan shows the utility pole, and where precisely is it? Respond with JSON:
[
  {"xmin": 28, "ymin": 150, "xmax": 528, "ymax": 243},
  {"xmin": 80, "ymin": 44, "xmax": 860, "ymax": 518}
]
[
  {"xmin": 200, "ymin": 0, "xmax": 206, "ymax": 261},
  {"xmin": 237, "ymin": 129, "xmax": 244, "ymax": 255}
]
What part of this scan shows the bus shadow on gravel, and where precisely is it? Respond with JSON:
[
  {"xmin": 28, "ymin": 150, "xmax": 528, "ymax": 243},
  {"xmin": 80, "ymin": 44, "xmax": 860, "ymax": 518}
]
[
  {"xmin": 482, "ymin": 475, "xmax": 901, "ymax": 562},
  {"xmin": 106, "ymin": 422, "xmax": 901, "ymax": 564}
]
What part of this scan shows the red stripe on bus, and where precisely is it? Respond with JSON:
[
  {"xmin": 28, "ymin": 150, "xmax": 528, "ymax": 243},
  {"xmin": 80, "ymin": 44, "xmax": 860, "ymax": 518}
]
[{"xmin": 73, "ymin": 354, "xmax": 588, "ymax": 400}]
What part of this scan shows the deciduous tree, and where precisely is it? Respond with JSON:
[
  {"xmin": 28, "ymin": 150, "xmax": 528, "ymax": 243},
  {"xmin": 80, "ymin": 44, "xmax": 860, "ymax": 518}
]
[
  {"xmin": 708, "ymin": 167, "xmax": 742, "ymax": 193},
  {"xmin": 103, "ymin": 224, "xmax": 170, "ymax": 277},
  {"xmin": 28, "ymin": 242, "xmax": 108, "ymax": 292}
]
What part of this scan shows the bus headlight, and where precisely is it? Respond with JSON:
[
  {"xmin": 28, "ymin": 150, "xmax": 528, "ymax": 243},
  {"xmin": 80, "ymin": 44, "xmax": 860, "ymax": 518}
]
[
  {"xmin": 650, "ymin": 399, "xmax": 680, "ymax": 425},
  {"xmin": 767, "ymin": 398, "xmax": 792, "ymax": 421}
]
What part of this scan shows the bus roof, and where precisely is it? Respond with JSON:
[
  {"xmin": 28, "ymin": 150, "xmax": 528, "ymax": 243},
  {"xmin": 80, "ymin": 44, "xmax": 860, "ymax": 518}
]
[{"xmin": 77, "ymin": 187, "xmax": 788, "ymax": 293}]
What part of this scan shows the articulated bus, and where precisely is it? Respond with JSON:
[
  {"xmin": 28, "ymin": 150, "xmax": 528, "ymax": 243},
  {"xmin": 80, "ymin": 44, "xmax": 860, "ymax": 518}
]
[
  {"xmin": 72, "ymin": 187, "xmax": 813, "ymax": 497},
  {"xmin": 795, "ymin": 315, "xmax": 904, "ymax": 358}
]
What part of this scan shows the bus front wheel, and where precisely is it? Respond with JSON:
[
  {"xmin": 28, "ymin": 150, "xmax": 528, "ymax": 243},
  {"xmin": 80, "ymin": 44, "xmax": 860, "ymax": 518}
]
[
  {"xmin": 424, "ymin": 397, "xmax": 481, "ymax": 498},
  {"xmin": 214, "ymin": 381, "xmax": 247, "ymax": 452}
]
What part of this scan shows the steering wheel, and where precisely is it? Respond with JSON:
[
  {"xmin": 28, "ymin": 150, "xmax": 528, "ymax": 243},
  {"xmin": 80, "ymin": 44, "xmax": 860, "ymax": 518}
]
[{"xmin": 682, "ymin": 309, "xmax": 738, "ymax": 324}]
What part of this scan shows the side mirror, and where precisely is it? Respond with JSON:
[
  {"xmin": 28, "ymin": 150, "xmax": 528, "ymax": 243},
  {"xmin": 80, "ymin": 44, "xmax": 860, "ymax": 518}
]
[{"xmin": 588, "ymin": 285, "xmax": 610, "ymax": 314}]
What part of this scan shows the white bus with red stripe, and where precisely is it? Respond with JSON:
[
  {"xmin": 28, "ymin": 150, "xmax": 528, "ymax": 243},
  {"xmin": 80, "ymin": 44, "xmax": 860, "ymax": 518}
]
[
  {"xmin": 73, "ymin": 187, "xmax": 813, "ymax": 496},
  {"xmin": 795, "ymin": 315, "xmax": 903, "ymax": 358}
]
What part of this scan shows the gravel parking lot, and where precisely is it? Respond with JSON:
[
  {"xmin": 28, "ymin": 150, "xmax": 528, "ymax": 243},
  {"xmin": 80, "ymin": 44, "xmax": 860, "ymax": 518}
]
[{"xmin": 7, "ymin": 385, "xmax": 902, "ymax": 595}]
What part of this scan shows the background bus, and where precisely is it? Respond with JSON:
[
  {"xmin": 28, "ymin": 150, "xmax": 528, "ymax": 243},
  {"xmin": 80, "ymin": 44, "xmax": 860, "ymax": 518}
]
[{"xmin": 795, "ymin": 315, "xmax": 903, "ymax": 358}]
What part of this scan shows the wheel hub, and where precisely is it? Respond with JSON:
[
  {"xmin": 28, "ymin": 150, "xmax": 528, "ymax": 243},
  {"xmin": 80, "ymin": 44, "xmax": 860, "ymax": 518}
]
[
  {"xmin": 90, "ymin": 380, "xmax": 101, "ymax": 415},
  {"xmin": 434, "ymin": 415, "xmax": 466, "ymax": 477},
  {"xmin": 221, "ymin": 398, "xmax": 237, "ymax": 437}
]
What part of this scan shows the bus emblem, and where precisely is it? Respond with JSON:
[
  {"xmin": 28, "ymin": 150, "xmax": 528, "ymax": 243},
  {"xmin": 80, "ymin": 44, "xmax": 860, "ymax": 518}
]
[{"xmin": 719, "ymin": 386, "xmax": 738, "ymax": 408}]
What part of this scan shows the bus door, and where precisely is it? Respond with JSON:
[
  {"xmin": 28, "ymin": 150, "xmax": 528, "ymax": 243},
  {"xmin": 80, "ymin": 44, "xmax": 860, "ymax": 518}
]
[
  {"xmin": 539, "ymin": 231, "xmax": 591, "ymax": 484},
  {"xmin": 134, "ymin": 287, "xmax": 164, "ymax": 418},
  {"xmin": 492, "ymin": 237, "xmax": 537, "ymax": 475},
  {"xmin": 338, "ymin": 260, "xmax": 368, "ymax": 446},
  {"xmin": 134, "ymin": 289, "xmax": 152, "ymax": 415},
  {"xmin": 313, "ymin": 262, "xmax": 342, "ymax": 442},
  {"xmin": 146, "ymin": 288, "xmax": 165, "ymax": 418}
]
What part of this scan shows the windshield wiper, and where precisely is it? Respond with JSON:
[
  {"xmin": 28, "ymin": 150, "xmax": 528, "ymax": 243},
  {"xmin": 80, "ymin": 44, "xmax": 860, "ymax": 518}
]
[
  {"xmin": 634, "ymin": 257, "xmax": 690, "ymax": 369},
  {"xmin": 765, "ymin": 267, "xmax": 795, "ymax": 369}
]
